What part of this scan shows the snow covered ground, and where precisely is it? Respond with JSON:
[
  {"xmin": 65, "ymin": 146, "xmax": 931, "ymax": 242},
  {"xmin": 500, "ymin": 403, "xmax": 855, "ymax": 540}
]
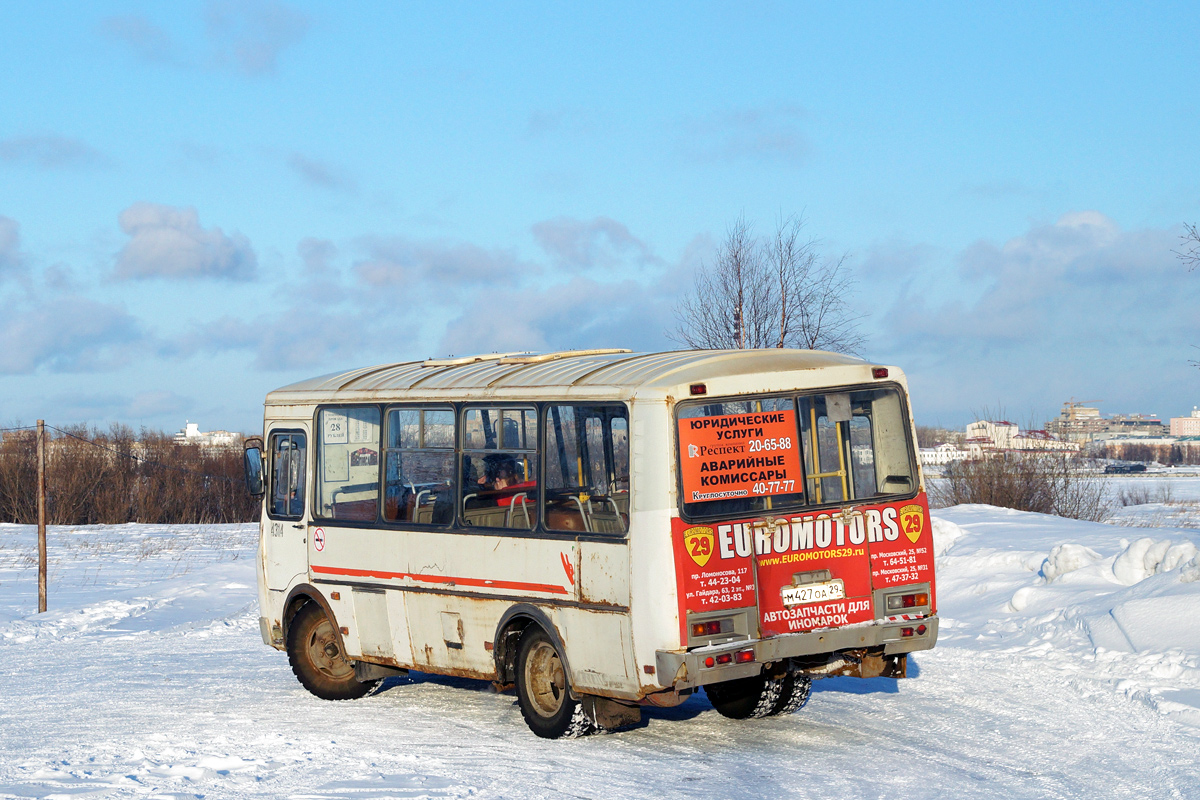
[{"xmin": 2, "ymin": 496, "xmax": 1200, "ymax": 799}]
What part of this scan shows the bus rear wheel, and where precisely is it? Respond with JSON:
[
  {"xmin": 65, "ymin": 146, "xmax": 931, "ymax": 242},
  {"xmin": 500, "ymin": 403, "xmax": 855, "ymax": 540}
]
[
  {"xmin": 706, "ymin": 673, "xmax": 786, "ymax": 719},
  {"xmin": 287, "ymin": 601, "xmax": 375, "ymax": 701},
  {"xmin": 771, "ymin": 672, "xmax": 812, "ymax": 715},
  {"xmin": 515, "ymin": 627, "xmax": 594, "ymax": 739}
]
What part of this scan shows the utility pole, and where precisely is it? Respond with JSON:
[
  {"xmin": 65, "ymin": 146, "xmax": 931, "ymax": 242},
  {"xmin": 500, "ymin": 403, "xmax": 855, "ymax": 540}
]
[{"xmin": 37, "ymin": 419, "xmax": 47, "ymax": 613}]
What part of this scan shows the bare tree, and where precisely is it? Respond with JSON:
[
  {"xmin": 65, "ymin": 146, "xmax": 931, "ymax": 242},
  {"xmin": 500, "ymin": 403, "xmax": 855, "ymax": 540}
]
[
  {"xmin": 670, "ymin": 214, "xmax": 866, "ymax": 353},
  {"xmin": 1178, "ymin": 222, "xmax": 1200, "ymax": 272}
]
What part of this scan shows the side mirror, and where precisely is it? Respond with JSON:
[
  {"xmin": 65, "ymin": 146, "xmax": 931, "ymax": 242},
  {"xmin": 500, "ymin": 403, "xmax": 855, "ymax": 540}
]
[{"xmin": 244, "ymin": 439, "xmax": 265, "ymax": 497}]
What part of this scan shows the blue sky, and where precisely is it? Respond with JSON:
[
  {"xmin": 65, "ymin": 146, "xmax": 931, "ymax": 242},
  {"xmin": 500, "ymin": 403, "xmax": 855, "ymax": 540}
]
[{"xmin": 2, "ymin": 2, "xmax": 1198, "ymax": 433}]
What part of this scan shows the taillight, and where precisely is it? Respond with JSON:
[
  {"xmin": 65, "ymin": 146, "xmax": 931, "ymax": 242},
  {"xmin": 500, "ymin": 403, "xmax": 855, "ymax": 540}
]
[
  {"xmin": 901, "ymin": 627, "xmax": 914, "ymax": 637},
  {"xmin": 917, "ymin": 624, "xmax": 927, "ymax": 635},
  {"xmin": 887, "ymin": 592, "xmax": 930, "ymax": 611},
  {"xmin": 872, "ymin": 367, "xmax": 889, "ymax": 379},
  {"xmin": 691, "ymin": 618, "xmax": 733, "ymax": 637},
  {"xmin": 704, "ymin": 648, "xmax": 757, "ymax": 668}
]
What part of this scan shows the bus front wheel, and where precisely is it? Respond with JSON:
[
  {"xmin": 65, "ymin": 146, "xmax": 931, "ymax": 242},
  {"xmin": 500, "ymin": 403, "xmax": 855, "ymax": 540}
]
[
  {"xmin": 286, "ymin": 601, "xmax": 375, "ymax": 701},
  {"xmin": 514, "ymin": 626, "xmax": 594, "ymax": 739}
]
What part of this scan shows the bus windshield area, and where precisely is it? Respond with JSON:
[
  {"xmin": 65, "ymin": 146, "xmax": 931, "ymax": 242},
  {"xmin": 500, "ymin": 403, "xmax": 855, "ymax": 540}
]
[{"xmin": 678, "ymin": 387, "xmax": 916, "ymax": 520}]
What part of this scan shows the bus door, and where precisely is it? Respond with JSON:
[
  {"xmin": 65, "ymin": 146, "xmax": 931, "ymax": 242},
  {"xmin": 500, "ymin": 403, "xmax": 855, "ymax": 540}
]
[
  {"xmin": 753, "ymin": 388, "xmax": 930, "ymax": 638},
  {"xmin": 263, "ymin": 426, "xmax": 311, "ymax": 592},
  {"xmin": 752, "ymin": 393, "xmax": 876, "ymax": 638}
]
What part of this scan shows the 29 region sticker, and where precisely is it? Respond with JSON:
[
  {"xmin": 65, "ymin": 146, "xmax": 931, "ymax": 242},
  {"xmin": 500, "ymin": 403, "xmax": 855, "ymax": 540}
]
[
  {"xmin": 899, "ymin": 505, "xmax": 924, "ymax": 543},
  {"xmin": 683, "ymin": 526, "xmax": 714, "ymax": 567}
]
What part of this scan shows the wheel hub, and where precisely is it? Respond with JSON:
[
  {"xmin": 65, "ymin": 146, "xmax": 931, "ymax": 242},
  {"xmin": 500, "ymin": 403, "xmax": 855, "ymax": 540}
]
[
  {"xmin": 524, "ymin": 641, "xmax": 567, "ymax": 717},
  {"xmin": 306, "ymin": 618, "xmax": 355, "ymax": 680}
]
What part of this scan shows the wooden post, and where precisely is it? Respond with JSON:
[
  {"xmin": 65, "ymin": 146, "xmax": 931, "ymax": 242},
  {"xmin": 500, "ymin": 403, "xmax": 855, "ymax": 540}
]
[{"xmin": 37, "ymin": 419, "xmax": 47, "ymax": 614}]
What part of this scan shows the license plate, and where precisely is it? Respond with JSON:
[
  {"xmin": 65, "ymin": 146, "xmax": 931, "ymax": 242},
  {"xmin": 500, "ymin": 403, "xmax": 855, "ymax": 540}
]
[{"xmin": 781, "ymin": 579, "xmax": 845, "ymax": 607}]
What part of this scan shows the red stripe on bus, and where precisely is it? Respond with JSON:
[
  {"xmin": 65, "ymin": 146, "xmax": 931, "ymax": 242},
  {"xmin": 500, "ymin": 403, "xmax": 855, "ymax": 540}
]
[{"xmin": 310, "ymin": 564, "xmax": 569, "ymax": 595}]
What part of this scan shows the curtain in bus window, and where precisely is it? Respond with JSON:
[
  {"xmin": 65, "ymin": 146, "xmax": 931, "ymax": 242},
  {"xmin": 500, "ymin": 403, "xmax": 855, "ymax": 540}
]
[
  {"xmin": 677, "ymin": 397, "xmax": 804, "ymax": 520},
  {"xmin": 271, "ymin": 433, "xmax": 305, "ymax": 518},
  {"xmin": 797, "ymin": 388, "xmax": 915, "ymax": 504},
  {"xmin": 316, "ymin": 407, "xmax": 381, "ymax": 522},
  {"xmin": 460, "ymin": 407, "xmax": 538, "ymax": 530},
  {"xmin": 384, "ymin": 408, "xmax": 454, "ymax": 525},
  {"xmin": 544, "ymin": 405, "xmax": 629, "ymax": 534}
]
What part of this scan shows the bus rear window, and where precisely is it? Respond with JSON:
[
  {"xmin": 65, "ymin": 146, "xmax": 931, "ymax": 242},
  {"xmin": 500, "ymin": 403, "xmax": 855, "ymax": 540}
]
[
  {"xmin": 797, "ymin": 388, "xmax": 915, "ymax": 504},
  {"xmin": 678, "ymin": 397, "xmax": 805, "ymax": 519},
  {"xmin": 677, "ymin": 387, "xmax": 916, "ymax": 519}
]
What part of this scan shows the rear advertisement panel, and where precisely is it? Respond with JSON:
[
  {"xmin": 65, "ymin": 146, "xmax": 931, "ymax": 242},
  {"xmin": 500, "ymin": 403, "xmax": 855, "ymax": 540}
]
[
  {"xmin": 677, "ymin": 410, "xmax": 803, "ymax": 504},
  {"xmin": 672, "ymin": 493, "xmax": 934, "ymax": 640}
]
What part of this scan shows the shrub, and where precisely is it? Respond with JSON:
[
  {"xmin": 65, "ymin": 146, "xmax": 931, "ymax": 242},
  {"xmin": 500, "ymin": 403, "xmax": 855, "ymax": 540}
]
[
  {"xmin": 0, "ymin": 425, "xmax": 259, "ymax": 525},
  {"xmin": 931, "ymin": 452, "xmax": 1111, "ymax": 522}
]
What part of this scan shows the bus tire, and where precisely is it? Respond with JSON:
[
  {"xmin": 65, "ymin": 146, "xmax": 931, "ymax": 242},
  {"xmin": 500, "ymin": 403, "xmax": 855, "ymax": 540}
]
[
  {"xmin": 705, "ymin": 674, "xmax": 785, "ymax": 720},
  {"xmin": 515, "ymin": 626, "xmax": 594, "ymax": 739},
  {"xmin": 769, "ymin": 672, "xmax": 812, "ymax": 716},
  {"xmin": 287, "ymin": 601, "xmax": 375, "ymax": 701}
]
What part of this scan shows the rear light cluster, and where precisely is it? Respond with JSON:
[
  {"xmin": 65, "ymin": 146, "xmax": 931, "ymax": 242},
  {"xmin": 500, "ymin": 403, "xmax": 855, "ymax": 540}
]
[
  {"xmin": 900, "ymin": 624, "xmax": 929, "ymax": 638},
  {"xmin": 691, "ymin": 618, "xmax": 734, "ymax": 637},
  {"xmin": 703, "ymin": 648, "xmax": 756, "ymax": 668},
  {"xmin": 886, "ymin": 592, "xmax": 929, "ymax": 611}
]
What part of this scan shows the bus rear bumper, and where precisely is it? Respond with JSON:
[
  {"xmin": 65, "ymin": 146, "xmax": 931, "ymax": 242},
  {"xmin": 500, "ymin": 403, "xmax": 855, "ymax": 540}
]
[{"xmin": 655, "ymin": 615, "xmax": 938, "ymax": 690}]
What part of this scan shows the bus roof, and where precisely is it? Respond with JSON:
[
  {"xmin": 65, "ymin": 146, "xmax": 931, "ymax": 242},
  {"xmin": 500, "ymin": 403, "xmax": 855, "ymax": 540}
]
[{"xmin": 265, "ymin": 348, "xmax": 886, "ymax": 406}]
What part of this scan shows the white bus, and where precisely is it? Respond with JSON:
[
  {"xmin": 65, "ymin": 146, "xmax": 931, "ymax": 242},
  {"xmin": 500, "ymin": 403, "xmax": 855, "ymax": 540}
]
[{"xmin": 244, "ymin": 348, "xmax": 938, "ymax": 738}]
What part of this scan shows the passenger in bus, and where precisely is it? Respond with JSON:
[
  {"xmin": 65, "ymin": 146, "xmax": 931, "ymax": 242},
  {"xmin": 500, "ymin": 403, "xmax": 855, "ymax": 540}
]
[{"xmin": 478, "ymin": 453, "xmax": 536, "ymax": 506}]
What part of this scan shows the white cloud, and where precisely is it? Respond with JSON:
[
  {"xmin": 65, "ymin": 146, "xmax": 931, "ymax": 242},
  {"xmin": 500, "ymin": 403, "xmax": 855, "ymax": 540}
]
[
  {"xmin": 353, "ymin": 236, "xmax": 532, "ymax": 289},
  {"xmin": 288, "ymin": 154, "xmax": 356, "ymax": 192},
  {"xmin": 205, "ymin": 0, "xmax": 308, "ymax": 76},
  {"xmin": 681, "ymin": 105, "xmax": 809, "ymax": 164},
  {"xmin": 438, "ymin": 276, "xmax": 676, "ymax": 356},
  {"xmin": 100, "ymin": 15, "xmax": 178, "ymax": 65},
  {"xmin": 0, "ymin": 297, "xmax": 144, "ymax": 374},
  {"xmin": 298, "ymin": 237, "xmax": 337, "ymax": 274},
  {"xmin": 873, "ymin": 212, "xmax": 1200, "ymax": 422},
  {"xmin": 531, "ymin": 216, "xmax": 661, "ymax": 272},
  {"xmin": 183, "ymin": 309, "xmax": 412, "ymax": 371},
  {"xmin": 0, "ymin": 135, "xmax": 107, "ymax": 169},
  {"xmin": 114, "ymin": 203, "xmax": 256, "ymax": 281},
  {"xmin": 0, "ymin": 215, "xmax": 24, "ymax": 278},
  {"xmin": 42, "ymin": 389, "xmax": 192, "ymax": 425}
]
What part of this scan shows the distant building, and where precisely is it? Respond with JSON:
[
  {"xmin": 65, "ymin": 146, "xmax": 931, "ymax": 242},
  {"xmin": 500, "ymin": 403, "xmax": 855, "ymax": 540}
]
[
  {"xmin": 964, "ymin": 420, "xmax": 1078, "ymax": 456},
  {"xmin": 1170, "ymin": 408, "xmax": 1200, "ymax": 437},
  {"xmin": 919, "ymin": 442, "xmax": 969, "ymax": 466},
  {"xmin": 1046, "ymin": 401, "xmax": 1164, "ymax": 443},
  {"xmin": 174, "ymin": 422, "xmax": 241, "ymax": 451}
]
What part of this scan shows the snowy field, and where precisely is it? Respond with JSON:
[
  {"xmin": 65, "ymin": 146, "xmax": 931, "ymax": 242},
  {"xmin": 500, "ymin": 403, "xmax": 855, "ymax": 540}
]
[{"xmin": 2, "ymin": 492, "xmax": 1200, "ymax": 798}]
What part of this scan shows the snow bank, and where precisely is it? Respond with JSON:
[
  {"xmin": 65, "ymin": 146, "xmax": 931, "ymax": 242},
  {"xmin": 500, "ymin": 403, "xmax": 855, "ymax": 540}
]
[
  {"xmin": 1111, "ymin": 537, "xmax": 1197, "ymax": 584},
  {"xmin": 930, "ymin": 515, "xmax": 968, "ymax": 556},
  {"xmin": 1040, "ymin": 543, "xmax": 1102, "ymax": 582},
  {"xmin": 935, "ymin": 502, "xmax": 1200, "ymax": 731}
]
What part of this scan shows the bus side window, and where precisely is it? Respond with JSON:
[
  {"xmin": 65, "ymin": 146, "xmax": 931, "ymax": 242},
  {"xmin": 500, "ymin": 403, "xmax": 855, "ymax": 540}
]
[
  {"xmin": 461, "ymin": 407, "xmax": 538, "ymax": 530},
  {"xmin": 316, "ymin": 406, "xmax": 381, "ymax": 522},
  {"xmin": 384, "ymin": 407, "xmax": 455, "ymax": 525},
  {"xmin": 544, "ymin": 405, "xmax": 628, "ymax": 534},
  {"xmin": 269, "ymin": 432, "xmax": 306, "ymax": 519}
]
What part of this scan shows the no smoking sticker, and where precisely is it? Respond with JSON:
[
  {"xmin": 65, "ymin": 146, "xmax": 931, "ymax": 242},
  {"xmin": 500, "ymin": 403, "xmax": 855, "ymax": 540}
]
[{"xmin": 313, "ymin": 527, "xmax": 325, "ymax": 552}]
